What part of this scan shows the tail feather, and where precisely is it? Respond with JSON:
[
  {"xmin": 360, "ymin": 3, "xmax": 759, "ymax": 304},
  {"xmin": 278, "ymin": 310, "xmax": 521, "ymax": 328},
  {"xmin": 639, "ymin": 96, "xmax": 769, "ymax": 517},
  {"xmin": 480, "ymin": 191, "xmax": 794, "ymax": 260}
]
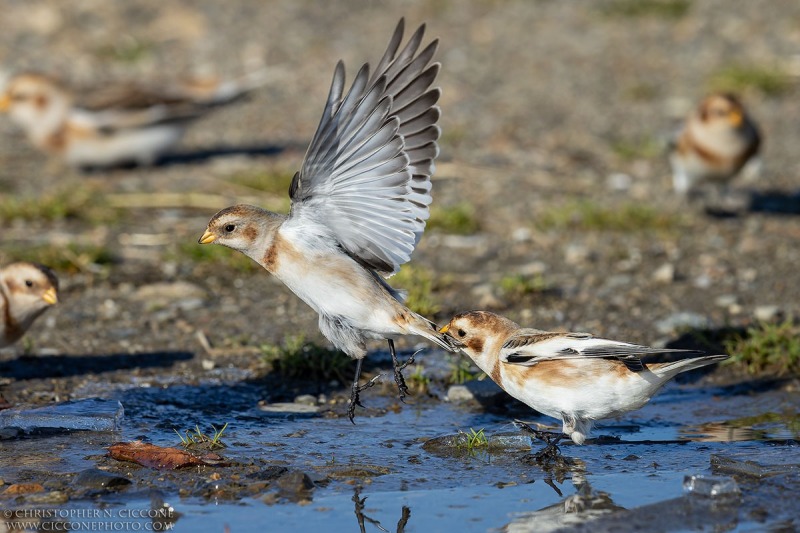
[{"xmin": 654, "ymin": 353, "xmax": 728, "ymax": 378}]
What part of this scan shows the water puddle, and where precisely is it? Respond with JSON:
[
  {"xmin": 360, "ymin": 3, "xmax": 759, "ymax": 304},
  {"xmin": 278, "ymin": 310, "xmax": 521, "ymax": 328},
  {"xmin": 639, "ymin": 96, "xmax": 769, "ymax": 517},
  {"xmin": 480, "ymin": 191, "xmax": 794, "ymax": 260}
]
[{"xmin": 1, "ymin": 376, "xmax": 798, "ymax": 531}]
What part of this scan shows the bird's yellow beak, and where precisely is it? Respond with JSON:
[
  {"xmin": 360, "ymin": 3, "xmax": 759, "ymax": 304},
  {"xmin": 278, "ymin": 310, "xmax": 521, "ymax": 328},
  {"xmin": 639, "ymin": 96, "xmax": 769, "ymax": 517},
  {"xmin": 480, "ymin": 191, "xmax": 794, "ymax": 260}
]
[
  {"xmin": 0, "ymin": 93, "xmax": 9, "ymax": 112},
  {"xmin": 198, "ymin": 230, "xmax": 216, "ymax": 244},
  {"xmin": 438, "ymin": 324, "xmax": 450, "ymax": 334},
  {"xmin": 728, "ymin": 110, "xmax": 743, "ymax": 127},
  {"xmin": 42, "ymin": 287, "xmax": 58, "ymax": 305}
]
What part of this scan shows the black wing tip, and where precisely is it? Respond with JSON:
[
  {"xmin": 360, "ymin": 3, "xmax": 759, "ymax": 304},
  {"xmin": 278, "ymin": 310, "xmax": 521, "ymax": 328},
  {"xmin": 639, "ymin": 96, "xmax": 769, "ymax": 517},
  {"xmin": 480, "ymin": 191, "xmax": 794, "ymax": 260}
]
[{"xmin": 505, "ymin": 354, "xmax": 534, "ymax": 364}]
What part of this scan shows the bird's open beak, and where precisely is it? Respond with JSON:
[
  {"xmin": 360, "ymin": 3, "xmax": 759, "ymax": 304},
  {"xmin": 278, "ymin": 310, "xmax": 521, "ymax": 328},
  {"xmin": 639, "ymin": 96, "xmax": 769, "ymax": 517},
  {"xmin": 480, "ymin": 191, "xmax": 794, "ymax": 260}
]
[
  {"xmin": 438, "ymin": 324, "xmax": 465, "ymax": 349},
  {"xmin": 728, "ymin": 110, "xmax": 743, "ymax": 127},
  {"xmin": 0, "ymin": 94, "xmax": 9, "ymax": 112},
  {"xmin": 42, "ymin": 287, "xmax": 58, "ymax": 305},
  {"xmin": 198, "ymin": 230, "xmax": 216, "ymax": 244}
]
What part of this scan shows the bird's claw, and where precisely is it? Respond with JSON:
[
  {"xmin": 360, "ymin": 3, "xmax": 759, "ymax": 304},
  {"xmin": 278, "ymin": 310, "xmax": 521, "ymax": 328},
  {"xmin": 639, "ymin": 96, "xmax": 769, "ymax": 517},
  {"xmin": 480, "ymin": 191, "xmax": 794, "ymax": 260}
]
[
  {"xmin": 392, "ymin": 350, "xmax": 420, "ymax": 403},
  {"xmin": 514, "ymin": 419, "xmax": 566, "ymax": 461},
  {"xmin": 347, "ymin": 374, "xmax": 383, "ymax": 423}
]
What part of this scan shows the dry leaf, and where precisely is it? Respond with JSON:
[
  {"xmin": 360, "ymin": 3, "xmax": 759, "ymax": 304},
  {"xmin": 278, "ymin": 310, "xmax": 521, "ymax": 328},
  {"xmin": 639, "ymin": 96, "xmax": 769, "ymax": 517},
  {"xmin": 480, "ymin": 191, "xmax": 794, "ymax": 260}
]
[
  {"xmin": 108, "ymin": 441, "xmax": 227, "ymax": 470},
  {"xmin": 3, "ymin": 483, "xmax": 45, "ymax": 496}
]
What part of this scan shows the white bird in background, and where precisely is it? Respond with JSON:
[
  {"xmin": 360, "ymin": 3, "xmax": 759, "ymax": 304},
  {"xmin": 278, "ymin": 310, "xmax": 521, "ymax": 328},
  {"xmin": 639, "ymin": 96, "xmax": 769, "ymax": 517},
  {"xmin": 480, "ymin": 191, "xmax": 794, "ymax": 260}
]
[
  {"xmin": 0, "ymin": 70, "xmax": 268, "ymax": 168},
  {"xmin": 198, "ymin": 19, "xmax": 456, "ymax": 421},
  {"xmin": 669, "ymin": 93, "xmax": 761, "ymax": 196}
]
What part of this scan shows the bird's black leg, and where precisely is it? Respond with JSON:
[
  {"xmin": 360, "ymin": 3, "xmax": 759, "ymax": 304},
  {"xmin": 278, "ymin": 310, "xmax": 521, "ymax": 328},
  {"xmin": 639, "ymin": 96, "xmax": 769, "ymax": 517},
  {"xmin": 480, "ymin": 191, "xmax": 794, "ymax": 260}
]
[
  {"xmin": 514, "ymin": 420, "xmax": 567, "ymax": 460},
  {"xmin": 348, "ymin": 358, "xmax": 381, "ymax": 424},
  {"xmin": 389, "ymin": 339, "xmax": 414, "ymax": 402}
]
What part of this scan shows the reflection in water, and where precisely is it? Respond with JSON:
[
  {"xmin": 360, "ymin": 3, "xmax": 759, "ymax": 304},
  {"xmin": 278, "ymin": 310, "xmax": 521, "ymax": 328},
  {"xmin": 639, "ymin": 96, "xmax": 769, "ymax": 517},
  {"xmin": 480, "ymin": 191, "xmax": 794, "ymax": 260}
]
[
  {"xmin": 502, "ymin": 478, "xmax": 625, "ymax": 533},
  {"xmin": 681, "ymin": 422, "xmax": 766, "ymax": 442},
  {"xmin": 682, "ymin": 410, "xmax": 800, "ymax": 442},
  {"xmin": 353, "ymin": 486, "xmax": 410, "ymax": 533}
]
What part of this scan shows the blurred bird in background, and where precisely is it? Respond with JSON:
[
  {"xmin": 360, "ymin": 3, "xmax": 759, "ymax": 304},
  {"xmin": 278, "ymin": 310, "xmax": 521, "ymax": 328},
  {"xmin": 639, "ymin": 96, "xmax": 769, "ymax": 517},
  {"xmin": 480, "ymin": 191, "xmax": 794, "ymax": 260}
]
[
  {"xmin": 0, "ymin": 262, "xmax": 59, "ymax": 349},
  {"xmin": 0, "ymin": 70, "xmax": 268, "ymax": 168},
  {"xmin": 668, "ymin": 93, "xmax": 761, "ymax": 197}
]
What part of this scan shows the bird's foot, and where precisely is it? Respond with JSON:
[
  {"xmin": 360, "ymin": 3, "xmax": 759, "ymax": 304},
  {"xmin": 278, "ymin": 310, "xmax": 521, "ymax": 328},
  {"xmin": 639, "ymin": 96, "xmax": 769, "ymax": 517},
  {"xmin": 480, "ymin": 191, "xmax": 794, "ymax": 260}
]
[
  {"xmin": 347, "ymin": 374, "xmax": 382, "ymax": 424},
  {"xmin": 513, "ymin": 420, "xmax": 566, "ymax": 461},
  {"xmin": 392, "ymin": 351, "xmax": 418, "ymax": 403}
]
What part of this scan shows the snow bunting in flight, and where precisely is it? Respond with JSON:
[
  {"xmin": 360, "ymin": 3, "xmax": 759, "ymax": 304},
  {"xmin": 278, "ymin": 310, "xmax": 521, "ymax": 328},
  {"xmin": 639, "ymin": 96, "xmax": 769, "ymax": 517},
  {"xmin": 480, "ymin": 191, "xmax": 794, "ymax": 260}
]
[{"xmin": 199, "ymin": 19, "xmax": 454, "ymax": 421}]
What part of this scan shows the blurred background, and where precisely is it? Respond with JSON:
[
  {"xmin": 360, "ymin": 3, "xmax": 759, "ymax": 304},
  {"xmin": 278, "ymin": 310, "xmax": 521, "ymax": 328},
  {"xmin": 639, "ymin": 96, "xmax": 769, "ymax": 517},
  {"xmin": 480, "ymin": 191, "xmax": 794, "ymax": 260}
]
[{"xmin": 1, "ymin": 0, "xmax": 799, "ymax": 374}]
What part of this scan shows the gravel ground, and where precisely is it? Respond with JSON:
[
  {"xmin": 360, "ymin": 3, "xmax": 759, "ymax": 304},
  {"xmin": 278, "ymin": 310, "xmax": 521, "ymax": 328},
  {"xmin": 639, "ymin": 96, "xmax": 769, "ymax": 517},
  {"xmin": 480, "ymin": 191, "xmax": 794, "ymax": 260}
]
[{"xmin": 2, "ymin": 0, "xmax": 800, "ymax": 400}]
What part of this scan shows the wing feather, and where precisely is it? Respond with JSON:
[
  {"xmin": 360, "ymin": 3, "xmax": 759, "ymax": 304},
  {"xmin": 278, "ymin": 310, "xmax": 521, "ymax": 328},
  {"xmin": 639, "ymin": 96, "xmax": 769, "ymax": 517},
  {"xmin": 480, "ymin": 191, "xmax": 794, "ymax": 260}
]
[
  {"xmin": 499, "ymin": 330, "xmax": 706, "ymax": 372},
  {"xmin": 288, "ymin": 19, "xmax": 441, "ymax": 275}
]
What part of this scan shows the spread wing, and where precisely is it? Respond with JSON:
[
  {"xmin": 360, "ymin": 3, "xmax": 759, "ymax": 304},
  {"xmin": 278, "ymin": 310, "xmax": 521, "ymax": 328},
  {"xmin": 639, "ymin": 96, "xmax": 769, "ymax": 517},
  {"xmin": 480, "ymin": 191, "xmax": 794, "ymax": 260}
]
[
  {"xmin": 287, "ymin": 18, "xmax": 441, "ymax": 276},
  {"xmin": 499, "ymin": 330, "xmax": 705, "ymax": 373}
]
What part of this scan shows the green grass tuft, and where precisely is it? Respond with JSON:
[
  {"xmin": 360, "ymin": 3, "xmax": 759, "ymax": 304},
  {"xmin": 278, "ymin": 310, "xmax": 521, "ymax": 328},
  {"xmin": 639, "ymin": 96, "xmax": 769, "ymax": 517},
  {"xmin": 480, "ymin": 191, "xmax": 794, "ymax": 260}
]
[
  {"xmin": 536, "ymin": 200, "xmax": 680, "ymax": 232},
  {"xmin": 4, "ymin": 244, "xmax": 116, "ymax": 274},
  {"xmin": 457, "ymin": 428, "xmax": 489, "ymax": 453},
  {"xmin": 428, "ymin": 203, "xmax": 480, "ymax": 235},
  {"xmin": 226, "ymin": 169, "xmax": 297, "ymax": 196},
  {"xmin": 447, "ymin": 355, "xmax": 481, "ymax": 385},
  {"xmin": 96, "ymin": 37, "xmax": 153, "ymax": 63},
  {"xmin": 391, "ymin": 264, "xmax": 441, "ymax": 316},
  {"xmin": 260, "ymin": 334, "xmax": 351, "ymax": 383},
  {"xmin": 710, "ymin": 65, "xmax": 792, "ymax": 96},
  {"xmin": 599, "ymin": 0, "xmax": 691, "ymax": 19},
  {"xmin": 611, "ymin": 136, "xmax": 662, "ymax": 161},
  {"xmin": 175, "ymin": 422, "xmax": 229, "ymax": 450},
  {"xmin": 173, "ymin": 241, "xmax": 258, "ymax": 272},
  {"xmin": 724, "ymin": 319, "xmax": 800, "ymax": 375},
  {"xmin": 498, "ymin": 273, "xmax": 548, "ymax": 300},
  {"xmin": 0, "ymin": 187, "xmax": 120, "ymax": 224}
]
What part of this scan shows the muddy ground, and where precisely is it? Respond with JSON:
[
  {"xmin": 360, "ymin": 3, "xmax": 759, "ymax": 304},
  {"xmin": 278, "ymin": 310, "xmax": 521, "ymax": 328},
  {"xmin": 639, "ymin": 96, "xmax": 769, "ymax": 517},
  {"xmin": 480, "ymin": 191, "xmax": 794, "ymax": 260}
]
[{"xmin": 1, "ymin": 1, "xmax": 799, "ymax": 532}]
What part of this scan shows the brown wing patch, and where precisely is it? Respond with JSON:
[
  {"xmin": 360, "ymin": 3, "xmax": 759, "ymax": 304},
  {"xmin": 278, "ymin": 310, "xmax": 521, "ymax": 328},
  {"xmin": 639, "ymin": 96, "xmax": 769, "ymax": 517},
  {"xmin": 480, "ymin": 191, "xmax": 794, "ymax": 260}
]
[{"xmin": 505, "ymin": 358, "xmax": 630, "ymax": 390}]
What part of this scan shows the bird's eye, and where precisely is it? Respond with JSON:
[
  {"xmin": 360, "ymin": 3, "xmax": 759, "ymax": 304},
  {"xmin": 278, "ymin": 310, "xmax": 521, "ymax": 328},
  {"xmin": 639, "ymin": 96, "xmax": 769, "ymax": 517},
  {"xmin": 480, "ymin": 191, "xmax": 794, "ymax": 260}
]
[
  {"xmin": 457, "ymin": 329, "xmax": 466, "ymax": 338},
  {"xmin": 224, "ymin": 224, "xmax": 236, "ymax": 233},
  {"xmin": 25, "ymin": 280, "xmax": 33, "ymax": 288}
]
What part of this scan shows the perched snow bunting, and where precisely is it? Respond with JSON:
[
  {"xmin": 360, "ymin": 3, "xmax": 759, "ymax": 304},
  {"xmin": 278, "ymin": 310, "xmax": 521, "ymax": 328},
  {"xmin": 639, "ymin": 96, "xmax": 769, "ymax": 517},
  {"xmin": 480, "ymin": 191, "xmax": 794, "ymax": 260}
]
[
  {"xmin": 0, "ymin": 70, "xmax": 267, "ymax": 168},
  {"xmin": 440, "ymin": 311, "xmax": 727, "ymax": 447},
  {"xmin": 669, "ymin": 93, "xmax": 761, "ymax": 195},
  {"xmin": 0, "ymin": 262, "xmax": 59, "ymax": 348},
  {"xmin": 199, "ymin": 19, "xmax": 455, "ymax": 421}
]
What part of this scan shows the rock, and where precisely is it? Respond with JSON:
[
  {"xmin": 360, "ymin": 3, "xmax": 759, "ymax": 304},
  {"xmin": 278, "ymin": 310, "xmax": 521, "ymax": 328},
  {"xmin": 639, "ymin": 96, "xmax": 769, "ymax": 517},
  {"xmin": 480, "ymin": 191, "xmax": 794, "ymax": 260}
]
[
  {"xmin": 754, "ymin": 305, "xmax": 781, "ymax": 322},
  {"xmin": 26, "ymin": 490, "xmax": 68, "ymax": 505},
  {"xmin": 470, "ymin": 283, "xmax": 503, "ymax": 309},
  {"xmin": 511, "ymin": 227, "xmax": 532, "ymax": 243},
  {"xmin": 652, "ymin": 263, "xmax": 675, "ymax": 284},
  {"xmin": 565, "ymin": 243, "xmax": 592, "ymax": 265},
  {"xmin": 132, "ymin": 281, "xmax": 207, "ymax": 308},
  {"xmin": 606, "ymin": 172, "xmax": 632, "ymax": 191},
  {"xmin": 275, "ymin": 471, "xmax": 314, "ymax": 500},
  {"xmin": 446, "ymin": 379, "xmax": 504, "ymax": 404},
  {"xmin": 258, "ymin": 403, "xmax": 319, "ymax": 416},
  {"xmin": 293, "ymin": 394, "xmax": 317, "ymax": 406},
  {"xmin": 247, "ymin": 466, "xmax": 289, "ymax": 481},
  {"xmin": 655, "ymin": 312, "xmax": 710, "ymax": 335},
  {"xmin": 72, "ymin": 469, "xmax": 131, "ymax": 492}
]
